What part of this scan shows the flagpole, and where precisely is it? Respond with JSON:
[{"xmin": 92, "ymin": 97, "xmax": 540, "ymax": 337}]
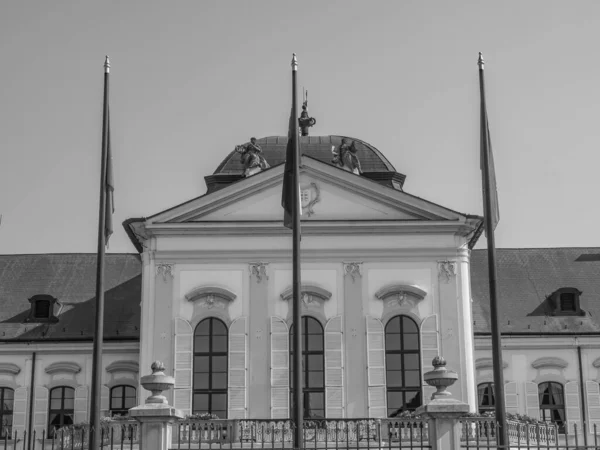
[
  {"xmin": 478, "ymin": 52, "xmax": 507, "ymax": 447},
  {"xmin": 291, "ymin": 53, "xmax": 304, "ymax": 449},
  {"xmin": 88, "ymin": 55, "xmax": 110, "ymax": 450}
]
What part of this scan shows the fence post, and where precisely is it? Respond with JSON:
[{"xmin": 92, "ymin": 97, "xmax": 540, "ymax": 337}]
[
  {"xmin": 416, "ymin": 356, "xmax": 469, "ymax": 450},
  {"xmin": 129, "ymin": 361, "xmax": 184, "ymax": 450}
]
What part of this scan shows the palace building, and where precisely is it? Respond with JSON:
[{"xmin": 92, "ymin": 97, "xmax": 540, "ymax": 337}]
[{"xmin": 1, "ymin": 135, "xmax": 599, "ymax": 439}]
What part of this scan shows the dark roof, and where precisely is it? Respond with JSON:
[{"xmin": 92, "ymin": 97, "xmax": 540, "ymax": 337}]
[
  {"xmin": 0, "ymin": 254, "xmax": 141, "ymax": 341},
  {"xmin": 214, "ymin": 135, "xmax": 396, "ymax": 174},
  {"xmin": 471, "ymin": 248, "xmax": 600, "ymax": 334}
]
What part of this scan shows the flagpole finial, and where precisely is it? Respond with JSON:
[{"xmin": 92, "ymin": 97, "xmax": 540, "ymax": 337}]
[
  {"xmin": 478, "ymin": 52, "xmax": 484, "ymax": 69},
  {"xmin": 104, "ymin": 56, "xmax": 110, "ymax": 73},
  {"xmin": 291, "ymin": 53, "xmax": 297, "ymax": 71}
]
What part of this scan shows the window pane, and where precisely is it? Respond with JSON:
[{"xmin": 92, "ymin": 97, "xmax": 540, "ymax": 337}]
[
  {"xmin": 193, "ymin": 394, "xmax": 209, "ymax": 412},
  {"xmin": 124, "ymin": 386, "xmax": 136, "ymax": 399},
  {"xmin": 51, "ymin": 389, "xmax": 62, "ymax": 400},
  {"xmin": 212, "ymin": 394, "xmax": 227, "ymax": 412},
  {"xmin": 212, "ymin": 356, "xmax": 227, "ymax": 372},
  {"xmin": 308, "ymin": 354, "xmax": 323, "ymax": 371},
  {"xmin": 405, "ymin": 370, "xmax": 421, "ymax": 387},
  {"xmin": 308, "ymin": 371, "xmax": 324, "ymax": 388},
  {"xmin": 212, "ymin": 320, "xmax": 228, "ymax": 336},
  {"xmin": 403, "ymin": 334, "xmax": 419, "ymax": 350},
  {"xmin": 195, "ymin": 320, "xmax": 210, "ymax": 336},
  {"xmin": 386, "ymin": 354, "xmax": 402, "ymax": 371},
  {"xmin": 64, "ymin": 397, "xmax": 74, "ymax": 410},
  {"xmin": 386, "ymin": 317, "xmax": 401, "ymax": 334},
  {"xmin": 195, "ymin": 336, "xmax": 209, "ymax": 352},
  {"xmin": 50, "ymin": 398, "xmax": 62, "ymax": 410},
  {"xmin": 213, "ymin": 336, "xmax": 228, "ymax": 353},
  {"xmin": 3, "ymin": 388, "xmax": 14, "ymax": 401},
  {"xmin": 124, "ymin": 395, "xmax": 136, "ymax": 409},
  {"xmin": 212, "ymin": 373, "xmax": 227, "ymax": 390},
  {"xmin": 403, "ymin": 354, "xmax": 420, "ymax": 370},
  {"xmin": 63, "ymin": 388, "xmax": 75, "ymax": 399},
  {"xmin": 307, "ymin": 335, "xmax": 323, "ymax": 351},
  {"xmin": 386, "ymin": 370, "xmax": 403, "ymax": 387},
  {"xmin": 402, "ymin": 317, "xmax": 418, "ymax": 334},
  {"xmin": 307, "ymin": 392, "xmax": 324, "ymax": 410},
  {"xmin": 306, "ymin": 318, "xmax": 322, "ymax": 334},
  {"xmin": 194, "ymin": 356, "xmax": 209, "ymax": 371},
  {"xmin": 405, "ymin": 390, "xmax": 421, "ymax": 409},
  {"xmin": 387, "ymin": 391, "xmax": 403, "ymax": 417},
  {"xmin": 194, "ymin": 373, "xmax": 209, "ymax": 389},
  {"xmin": 212, "ymin": 410, "xmax": 226, "ymax": 420},
  {"xmin": 386, "ymin": 336, "xmax": 401, "ymax": 351}
]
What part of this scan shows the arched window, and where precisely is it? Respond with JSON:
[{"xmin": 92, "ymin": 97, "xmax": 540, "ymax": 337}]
[
  {"xmin": 0, "ymin": 387, "xmax": 14, "ymax": 439},
  {"xmin": 477, "ymin": 382, "xmax": 495, "ymax": 414},
  {"xmin": 289, "ymin": 317, "xmax": 325, "ymax": 419},
  {"xmin": 193, "ymin": 318, "xmax": 228, "ymax": 418},
  {"xmin": 539, "ymin": 382, "xmax": 565, "ymax": 433},
  {"xmin": 110, "ymin": 385, "xmax": 136, "ymax": 417},
  {"xmin": 385, "ymin": 315, "xmax": 421, "ymax": 417},
  {"xmin": 48, "ymin": 386, "xmax": 74, "ymax": 437}
]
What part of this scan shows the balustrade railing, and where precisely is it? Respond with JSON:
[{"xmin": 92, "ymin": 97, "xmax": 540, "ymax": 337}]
[{"xmin": 460, "ymin": 417, "xmax": 559, "ymax": 447}]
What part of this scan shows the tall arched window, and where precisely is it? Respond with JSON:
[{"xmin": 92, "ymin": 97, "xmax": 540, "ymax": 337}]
[
  {"xmin": 193, "ymin": 318, "xmax": 228, "ymax": 418},
  {"xmin": 385, "ymin": 315, "xmax": 421, "ymax": 417},
  {"xmin": 539, "ymin": 382, "xmax": 565, "ymax": 433},
  {"xmin": 289, "ymin": 317, "xmax": 325, "ymax": 419},
  {"xmin": 48, "ymin": 386, "xmax": 74, "ymax": 437},
  {"xmin": 477, "ymin": 382, "xmax": 495, "ymax": 414},
  {"xmin": 110, "ymin": 385, "xmax": 136, "ymax": 417},
  {"xmin": 0, "ymin": 387, "xmax": 14, "ymax": 439}
]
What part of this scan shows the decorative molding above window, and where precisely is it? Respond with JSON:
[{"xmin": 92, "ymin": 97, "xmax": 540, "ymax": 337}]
[
  {"xmin": 185, "ymin": 286, "xmax": 237, "ymax": 311},
  {"xmin": 531, "ymin": 357, "xmax": 568, "ymax": 370},
  {"xmin": 45, "ymin": 361, "xmax": 82, "ymax": 375},
  {"xmin": 0, "ymin": 363, "xmax": 21, "ymax": 375},
  {"xmin": 375, "ymin": 284, "xmax": 427, "ymax": 304},
  {"xmin": 105, "ymin": 360, "xmax": 139, "ymax": 374},
  {"xmin": 548, "ymin": 287, "xmax": 585, "ymax": 316},
  {"xmin": 25, "ymin": 294, "xmax": 59, "ymax": 323},
  {"xmin": 280, "ymin": 284, "xmax": 332, "ymax": 304},
  {"xmin": 475, "ymin": 358, "xmax": 508, "ymax": 370},
  {"xmin": 592, "ymin": 357, "xmax": 600, "ymax": 369}
]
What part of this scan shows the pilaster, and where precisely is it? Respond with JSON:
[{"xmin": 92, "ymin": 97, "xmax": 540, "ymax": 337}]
[
  {"xmin": 154, "ymin": 263, "xmax": 175, "ymax": 403},
  {"xmin": 248, "ymin": 262, "xmax": 270, "ymax": 418},
  {"xmin": 342, "ymin": 261, "xmax": 367, "ymax": 417}
]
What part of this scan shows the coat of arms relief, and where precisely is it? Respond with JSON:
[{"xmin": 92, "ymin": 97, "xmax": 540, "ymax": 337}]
[{"xmin": 300, "ymin": 182, "xmax": 320, "ymax": 217}]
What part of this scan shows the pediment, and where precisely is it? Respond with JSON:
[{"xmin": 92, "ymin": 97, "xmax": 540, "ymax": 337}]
[{"xmin": 147, "ymin": 157, "xmax": 466, "ymax": 225}]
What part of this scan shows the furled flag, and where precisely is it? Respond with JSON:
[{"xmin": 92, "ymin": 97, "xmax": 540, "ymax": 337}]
[{"xmin": 105, "ymin": 112, "xmax": 114, "ymax": 246}]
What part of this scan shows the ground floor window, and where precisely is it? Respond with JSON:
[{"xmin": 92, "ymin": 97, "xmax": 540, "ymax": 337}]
[
  {"xmin": 0, "ymin": 388, "xmax": 14, "ymax": 439},
  {"xmin": 49, "ymin": 387, "xmax": 74, "ymax": 437},
  {"xmin": 477, "ymin": 382, "xmax": 495, "ymax": 414},
  {"xmin": 110, "ymin": 386, "xmax": 136, "ymax": 417},
  {"xmin": 538, "ymin": 382, "xmax": 565, "ymax": 433}
]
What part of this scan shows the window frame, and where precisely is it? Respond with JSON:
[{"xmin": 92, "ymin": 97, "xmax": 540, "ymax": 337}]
[
  {"xmin": 384, "ymin": 315, "xmax": 422, "ymax": 417},
  {"xmin": 0, "ymin": 387, "xmax": 14, "ymax": 439},
  {"xmin": 48, "ymin": 386, "xmax": 75, "ymax": 438},
  {"xmin": 477, "ymin": 382, "xmax": 495, "ymax": 414},
  {"xmin": 289, "ymin": 316, "xmax": 326, "ymax": 419},
  {"xmin": 109, "ymin": 385, "xmax": 137, "ymax": 417},
  {"xmin": 538, "ymin": 381, "xmax": 566, "ymax": 434},
  {"xmin": 192, "ymin": 317, "xmax": 228, "ymax": 419}
]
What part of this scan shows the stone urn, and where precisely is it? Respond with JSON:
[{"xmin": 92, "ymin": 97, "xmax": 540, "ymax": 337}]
[
  {"xmin": 140, "ymin": 361, "xmax": 175, "ymax": 404},
  {"xmin": 423, "ymin": 356, "xmax": 458, "ymax": 400}
]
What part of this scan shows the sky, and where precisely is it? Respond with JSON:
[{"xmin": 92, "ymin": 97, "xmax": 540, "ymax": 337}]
[{"xmin": 1, "ymin": 0, "xmax": 599, "ymax": 254}]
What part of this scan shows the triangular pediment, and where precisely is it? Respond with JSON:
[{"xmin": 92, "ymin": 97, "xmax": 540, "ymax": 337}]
[{"xmin": 148, "ymin": 157, "xmax": 466, "ymax": 225}]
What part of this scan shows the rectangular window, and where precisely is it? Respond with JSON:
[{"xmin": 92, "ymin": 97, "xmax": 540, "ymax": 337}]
[{"xmin": 560, "ymin": 293, "xmax": 576, "ymax": 312}]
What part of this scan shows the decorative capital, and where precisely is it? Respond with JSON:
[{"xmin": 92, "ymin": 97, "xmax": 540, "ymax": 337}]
[
  {"xmin": 156, "ymin": 263, "xmax": 175, "ymax": 282},
  {"xmin": 343, "ymin": 262, "xmax": 363, "ymax": 282},
  {"xmin": 249, "ymin": 262, "xmax": 269, "ymax": 283},
  {"xmin": 438, "ymin": 260, "xmax": 457, "ymax": 283}
]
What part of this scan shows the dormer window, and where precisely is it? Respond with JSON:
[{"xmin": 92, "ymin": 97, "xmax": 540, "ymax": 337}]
[
  {"xmin": 549, "ymin": 288, "xmax": 584, "ymax": 316},
  {"xmin": 25, "ymin": 294, "xmax": 59, "ymax": 323}
]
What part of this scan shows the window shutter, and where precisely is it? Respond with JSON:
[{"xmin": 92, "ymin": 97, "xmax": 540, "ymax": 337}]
[
  {"xmin": 74, "ymin": 386, "xmax": 89, "ymax": 423},
  {"xmin": 12, "ymin": 387, "xmax": 28, "ymax": 437},
  {"xmin": 100, "ymin": 386, "xmax": 110, "ymax": 416},
  {"xmin": 524, "ymin": 381, "xmax": 540, "ymax": 419},
  {"xmin": 173, "ymin": 317, "xmax": 193, "ymax": 415},
  {"xmin": 270, "ymin": 316, "xmax": 289, "ymax": 419},
  {"xmin": 228, "ymin": 316, "xmax": 247, "ymax": 419},
  {"xmin": 565, "ymin": 381, "xmax": 581, "ymax": 435},
  {"xmin": 420, "ymin": 315, "xmax": 439, "ymax": 405},
  {"xmin": 33, "ymin": 386, "xmax": 49, "ymax": 435},
  {"xmin": 325, "ymin": 315, "xmax": 344, "ymax": 418},
  {"xmin": 366, "ymin": 316, "xmax": 386, "ymax": 418},
  {"xmin": 586, "ymin": 381, "xmax": 600, "ymax": 432},
  {"xmin": 505, "ymin": 381, "xmax": 519, "ymax": 414}
]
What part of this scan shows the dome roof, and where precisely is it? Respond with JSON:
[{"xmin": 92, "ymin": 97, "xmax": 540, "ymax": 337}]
[{"xmin": 214, "ymin": 135, "xmax": 396, "ymax": 174}]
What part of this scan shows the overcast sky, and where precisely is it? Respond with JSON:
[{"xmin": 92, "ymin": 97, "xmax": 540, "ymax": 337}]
[{"xmin": 1, "ymin": 1, "xmax": 599, "ymax": 254}]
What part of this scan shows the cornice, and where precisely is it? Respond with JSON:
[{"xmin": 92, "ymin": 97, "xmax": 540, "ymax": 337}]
[
  {"xmin": 105, "ymin": 360, "xmax": 139, "ymax": 374},
  {"xmin": 0, "ymin": 363, "xmax": 21, "ymax": 375},
  {"xmin": 45, "ymin": 361, "xmax": 82, "ymax": 375}
]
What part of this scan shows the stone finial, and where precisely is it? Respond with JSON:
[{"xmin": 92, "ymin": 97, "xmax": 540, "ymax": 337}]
[
  {"xmin": 140, "ymin": 361, "xmax": 175, "ymax": 405},
  {"xmin": 423, "ymin": 355, "xmax": 458, "ymax": 400}
]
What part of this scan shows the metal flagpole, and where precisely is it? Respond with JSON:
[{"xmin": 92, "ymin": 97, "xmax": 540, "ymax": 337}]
[
  {"xmin": 291, "ymin": 53, "xmax": 304, "ymax": 449},
  {"xmin": 478, "ymin": 53, "xmax": 508, "ymax": 448},
  {"xmin": 88, "ymin": 56, "xmax": 111, "ymax": 450}
]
